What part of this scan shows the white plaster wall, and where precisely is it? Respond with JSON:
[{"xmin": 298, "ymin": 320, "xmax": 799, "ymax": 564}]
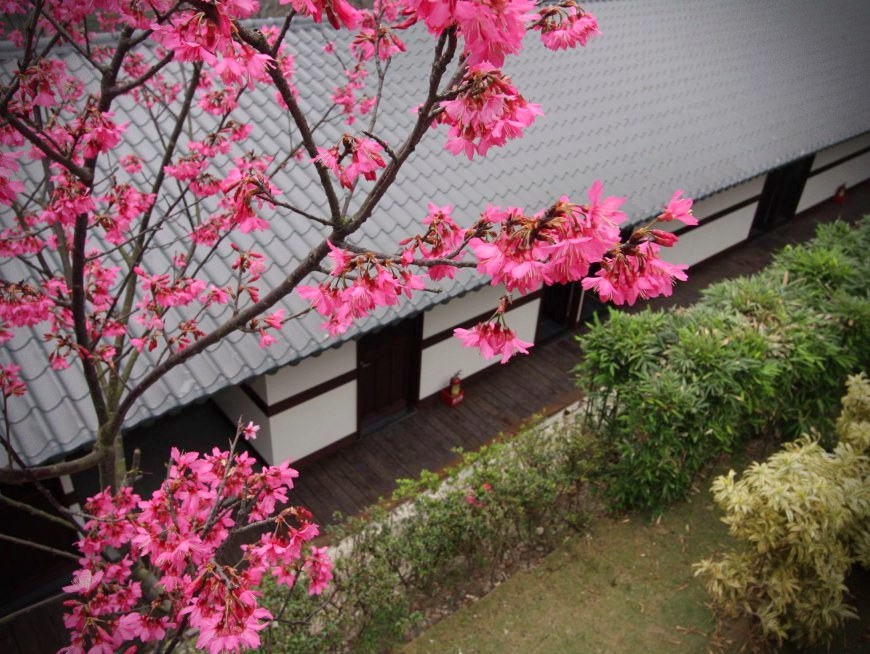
[
  {"xmin": 213, "ymin": 386, "xmax": 273, "ymax": 463},
  {"xmin": 269, "ymin": 382, "xmax": 357, "ymax": 463},
  {"xmin": 809, "ymin": 133, "xmax": 870, "ymax": 171},
  {"xmin": 665, "ymin": 202, "xmax": 758, "ymax": 268},
  {"xmin": 652, "ymin": 175, "xmax": 765, "ymax": 235},
  {"xmin": 265, "ymin": 342, "xmax": 356, "ymax": 402},
  {"xmin": 419, "ymin": 299, "xmax": 541, "ymax": 399},
  {"xmin": 422, "ymin": 284, "xmax": 505, "ymax": 339},
  {"xmin": 693, "ymin": 175, "xmax": 765, "ymax": 220},
  {"xmin": 797, "ymin": 151, "xmax": 870, "ymax": 213}
]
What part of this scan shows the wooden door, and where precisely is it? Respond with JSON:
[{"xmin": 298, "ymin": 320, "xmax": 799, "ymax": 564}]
[
  {"xmin": 357, "ymin": 316, "xmax": 422, "ymax": 433},
  {"xmin": 751, "ymin": 155, "xmax": 814, "ymax": 235},
  {"xmin": 536, "ymin": 282, "xmax": 582, "ymax": 343}
]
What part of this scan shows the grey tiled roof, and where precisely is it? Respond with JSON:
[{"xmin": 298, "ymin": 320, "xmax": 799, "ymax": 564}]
[{"xmin": 2, "ymin": 0, "xmax": 870, "ymax": 466}]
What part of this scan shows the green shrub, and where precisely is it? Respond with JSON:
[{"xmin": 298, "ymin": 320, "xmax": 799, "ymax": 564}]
[
  {"xmin": 578, "ymin": 218, "xmax": 869, "ymax": 511},
  {"xmin": 260, "ymin": 414, "xmax": 596, "ymax": 652},
  {"xmin": 694, "ymin": 374, "xmax": 870, "ymax": 647}
]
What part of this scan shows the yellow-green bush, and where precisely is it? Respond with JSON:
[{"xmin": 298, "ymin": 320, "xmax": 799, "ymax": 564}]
[{"xmin": 694, "ymin": 374, "xmax": 870, "ymax": 647}]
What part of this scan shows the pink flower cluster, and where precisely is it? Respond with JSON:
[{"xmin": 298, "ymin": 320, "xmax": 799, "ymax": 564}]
[
  {"xmin": 530, "ymin": 1, "xmax": 600, "ymax": 51},
  {"xmin": 150, "ymin": 2, "xmax": 262, "ymax": 68},
  {"xmin": 454, "ymin": 320, "xmax": 532, "ymax": 364},
  {"xmin": 468, "ymin": 181, "xmax": 626, "ymax": 294},
  {"xmin": 280, "ymin": 0, "xmax": 362, "ymax": 30},
  {"xmin": 249, "ymin": 309, "xmax": 285, "ymax": 349},
  {"xmin": 580, "ymin": 190, "xmax": 697, "ymax": 305},
  {"xmin": 293, "ymin": 185, "xmax": 693, "ymax": 363},
  {"xmin": 408, "ymin": 0, "xmax": 534, "ymax": 67},
  {"xmin": 0, "ymin": 280, "xmax": 56, "ymax": 338},
  {"xmin": 96, "ymin": 183, "xmax": 155, "ymax": 245},
  {"xmin": 450, "ymin": 184, "xmax": 695, "ymax": 360},
  {"xmin": 191, "ymin": 154, "xmax": 277, "ymax": 245},
  {"xmin": 581, "ymin": 241, "xmax": 688, "ymax": 306},
  {"xmin": 330, "ymin": 66, "xmax": 374, "ymax": 125},
  {"xmin": 314, "ymin": 134, "xmax": 387, "ymax": 189},
  {"xmin": 62, "ymin": 446, "xmax": 331, "ymax": 654},
  {"xmin": 0, "ymin": 151, "xmax": 25, "ymax": 206},
  {"xmin": 439, "ymin": 63, "xmax": 542, "ymax": 159},
  {"xmin": 298, "ymin": 242, "xmax": 425, "ymax": 336},
  {"xmin": 352, "ymin": 25, "xmax": 407, "ymax": 62},
  {"xmin": 401, "ymin": 203, "xmax": 466, "ymax": 280},
  {"xmin": 0, "ymin": 363, "xmax": 26, "ymax": 398}
]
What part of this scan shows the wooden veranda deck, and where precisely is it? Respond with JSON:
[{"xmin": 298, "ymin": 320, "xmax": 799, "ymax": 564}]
[
  {"xmin": 2, "ymin": 180, "xmax": 868, "ymax": 653},
  {"xmin": 291, "ymin": 328, "xmax": 583, "ymax": 524}
]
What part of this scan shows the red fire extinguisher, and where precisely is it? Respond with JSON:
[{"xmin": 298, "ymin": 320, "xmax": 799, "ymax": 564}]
[
  {"xmin": 440, "ymin": 371, "xmax": 465, "ymax": 407},
  {"xmin": 834, "ymin": 184, "xmax": 847, "ymax": 205}
]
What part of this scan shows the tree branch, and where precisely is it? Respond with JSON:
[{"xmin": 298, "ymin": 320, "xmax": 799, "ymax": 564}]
[
  {"xmin": 0, "ymin": 532, "xmax": 79, "ymax": 560},
  {"xmin": 0, "ymin": 493, "xmax": 79, "ymax": 531},
  {"xmin": 235, "ymin": 24, "xmax": 343, "ymax": 223},
  {"xmin": 0, "ymin": 448, "xmax": 105, "ymax": 485},
  {"xmin": 108, "ymin": 237, "xmax": 332, "ymax": 442},
  {"xmin": 267, "ymin": 198, "xmax": 333, "ymax": 226},
  {"xmin": 344, "ymin": 29, "xmax": 460, "ymax": 238},
  {"xmin": 38, "ymin": 10, "xmax": 106, "ymax": 74},
  {"xmin": 271, "ymin": 9, "xmax": 297, "ymax": 57},
  {"xmin": 108, "ymin": 51, "xmax": 175, "ymax": 99},
  {"xmin": 0, "ymin": 114, "xmax": 93, "ymax": 184}
]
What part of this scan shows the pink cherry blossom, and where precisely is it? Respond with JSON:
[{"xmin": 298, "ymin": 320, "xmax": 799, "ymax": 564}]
[
  {"xmin": 280, "ymin": 0, "xmax": 362, "ymax": 30},
  {"xmin": 0, "ymin": 7, "xmax": 695, "ymax": 653},
  {"xmin": 242, "ymin": 422, "xmax": 260, "ymax": 440},
  {"xmin": 304, "ymin": 546, "xmax": 334, "ymax": 595},
  {"xmin": 658, "ymin": 189, "xmax": 697, "ymax": 225},
  {"xmin": 61, "ymin": 446, "xmax": 330, "ymax": 654},
  {"xmin": 531, "ymin": 2, "xmax": 601, "ymax": 51},
  {"xmin": 454, "ymin": 321, "xmax": 533, "ymax": 363},
  {"xmin": 454, "ymin": 0, "xmax": 535, "ymax": 67},
  {"xmin": 440, "ymin": 64, "xmax": 542, "ymax": 159},
  {"xmin": 315, "ymin": 135, "xmax": 386, "ymax": 188},
  {"xmin": 351, "ymin": 26, "xmax": 407, "ymax": 61},
  {"xmin": 581, "ymin": 241, "xmax": 688, "ymax": 305}
]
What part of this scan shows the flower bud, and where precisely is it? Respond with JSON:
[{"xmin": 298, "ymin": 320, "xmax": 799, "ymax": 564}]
[{"xmin": 649, "ymin": 229, "xmax": 678, "ymax": 247}]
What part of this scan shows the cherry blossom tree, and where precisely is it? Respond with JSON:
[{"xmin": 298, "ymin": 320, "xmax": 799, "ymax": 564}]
[{"xmin": 0, "ymin": 0, "xmax": 696, "ymax": 651}]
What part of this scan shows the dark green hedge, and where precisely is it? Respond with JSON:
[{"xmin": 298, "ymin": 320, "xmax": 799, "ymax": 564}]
[{"xmin": 576, "ymin": 218, "xmax": 870, "ymax": 511}]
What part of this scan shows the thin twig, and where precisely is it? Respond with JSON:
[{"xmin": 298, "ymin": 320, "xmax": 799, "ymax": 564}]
[
  {"xmin": 0, "ymin": 493, "xmax": 79, "ymax": 531},
  {"xmin": 0, "ymin": 532, "xmax": 79, "ymax": 560}
]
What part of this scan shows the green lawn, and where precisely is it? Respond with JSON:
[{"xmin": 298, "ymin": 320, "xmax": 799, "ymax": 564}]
[{"xmin": 404, "ymin": 462, "xmax": 870, "ymax": 654}]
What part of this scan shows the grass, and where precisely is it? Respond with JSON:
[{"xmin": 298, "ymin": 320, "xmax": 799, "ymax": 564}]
[{"xmin": 403, "ymin": 456, "xmax": 870, "ymax": 654}]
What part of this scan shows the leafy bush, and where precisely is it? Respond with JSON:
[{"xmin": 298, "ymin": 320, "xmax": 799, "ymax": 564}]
[
  {"xmin": 260, "ymin": 414, "xmax": 596, "ymax": 652},
  {"xmin": 577, "ymin": 218, "xmax": 870, "ymax": 510},
  {"xmin": 694, "ymin": 374, "xmax": 870, "ymax": 647}
]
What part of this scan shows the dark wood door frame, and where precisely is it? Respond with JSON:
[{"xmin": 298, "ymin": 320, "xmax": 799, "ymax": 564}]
[
  {"xmin": 535, "ymin": 282, "xmax": 584, "ymax": 343},
  {"xmin": 356, "ymin": 315, "xmax": 422, "ymax": 434},
  {"xmin": 751, "ymin": 155, "xmax": 814, "ymax": 235}
]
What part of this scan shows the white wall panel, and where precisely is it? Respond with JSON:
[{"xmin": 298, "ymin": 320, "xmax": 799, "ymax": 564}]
[
  {"xmin": 269, "ymin": 382, "xmax": 357, "ymax": 463},
  {"xmin": 665, "ymin": 203, "xmax": 757, "ymax": 268},
  {"xmin": 798, "ymin": 151, "xmax": 870, "ymax": 213},
  {"xmin": 265, "ymin": 342, "xmax": 356, "ymax": 402},
  {"xmin": 419, "ymin": 299, "xmax": 540, "ymax": 399},
  {"xmin": 655, "ymin": 175, "xmax": 765, "ymax": 234},
  {"xmin": 810, "ymin": 133, "xmax": 870, "ymax": 171},
  {"xmin": 692, "ymin": 175, "xmax": 765, "ymax": 219},
  {"xmin": 422, "ymin": 284, "xmax": 505, "ymax": 339},
  {"xmin": 214, "ymin": 386, "xmax": 273, "ymax": 463}
]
